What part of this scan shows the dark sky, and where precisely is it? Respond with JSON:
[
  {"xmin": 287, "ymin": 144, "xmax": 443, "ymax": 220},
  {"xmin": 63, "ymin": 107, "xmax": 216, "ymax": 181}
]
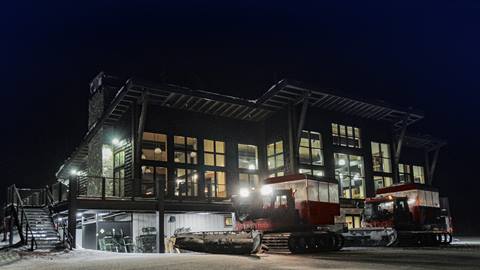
[{"xmin": 1, "ymin": 1, "xmax": 479, "ymax": 234}]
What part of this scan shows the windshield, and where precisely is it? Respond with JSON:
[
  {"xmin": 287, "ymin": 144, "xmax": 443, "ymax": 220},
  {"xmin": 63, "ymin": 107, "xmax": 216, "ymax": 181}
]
[{"xmin": 364, "ymin": 200, "xmax": 394, "ymax": 221}]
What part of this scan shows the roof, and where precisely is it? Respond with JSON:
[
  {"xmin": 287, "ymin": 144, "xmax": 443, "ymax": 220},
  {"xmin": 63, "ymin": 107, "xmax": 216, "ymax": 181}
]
[
  {"xmin": 401, "ymin": 134, "xmax": 447, "ymax": 151},
  {"xmin": 56, "ymin": 73, "xmax": 427, "ymax": 179}
]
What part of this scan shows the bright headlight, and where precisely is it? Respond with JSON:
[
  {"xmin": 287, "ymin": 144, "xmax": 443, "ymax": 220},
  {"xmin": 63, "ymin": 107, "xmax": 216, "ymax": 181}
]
[
  {"xmin": 260, "ymin": 185, "xmax": 273, "ymax": 196},
  {"xmin": 239, "ymin": 188, "xmax": 250, "ymax": 197}
]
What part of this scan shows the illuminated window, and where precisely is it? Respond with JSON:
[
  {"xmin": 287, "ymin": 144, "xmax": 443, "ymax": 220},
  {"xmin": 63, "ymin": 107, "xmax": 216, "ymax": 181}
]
[
  {"xmin": 335, "ymin": 153, "xmax": 365, "ymax": 199},
  {"xmin": 267, "ymin": 140, "xmax": 284, "ymax": 176},
  {"xmin": 141, "ymin": 166, "xmax": 167, "ymax": 197},
  {"xmin": 371, "ymin": 142, "xmax": 391, "ymax": 173},
  {"xmin": 398, "ymin": 164, "xmax": 411, "ymax": 183},
  {"xmin": 238, "ymin": 144, "xmax": 258, "ymax": 170},
  {"xmin": 239, "ymin": 173, "xmax": 259, "ymax": 190},
  {"xmin": 412, "ymin": 166, "xmax": 425, "ymax": 184},
  {"xmin": 174, "ymin": 136, "xmax": 197, "ymax": 164},
  {"xmin": 204, "ymin": 139, "xmax": 225, "ymax": 167},
  {"xmin": 345, "ymin": 215, "xmax": 361, "ymax": 229},
  {"xmin": 298, "ymin": 168, "xmax": 324, "ymax": 177},
  {"xmin": 112, "ymin": 149, "xmax": 125, "ymax": 197},
  {"xmin": 174, "ymin": 169, "xmax": 198, "ymax": 197},
  {"xmin": 142, "ymin": 132, "xmax": 167, "ymax": 161},
  {"xmin": 299, "ymin": 131, "xmax": 323, "ymax": 165},
  {"xmin": 332, "ymin": 123, "xmax": 361, "ymax": 148},
  {"xmin": 205, "ymin": 171, "xmax": 227, "ymax": 198},
  {"xmin": 373, "ymin": 176, "xmax": 393, "ymax": 191}
]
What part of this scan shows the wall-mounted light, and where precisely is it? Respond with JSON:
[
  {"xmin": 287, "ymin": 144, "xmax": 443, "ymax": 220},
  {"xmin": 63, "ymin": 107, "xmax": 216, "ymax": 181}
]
[{"xmin": 112, "ymin": 138, "xmax": 120, "ymax": 146}]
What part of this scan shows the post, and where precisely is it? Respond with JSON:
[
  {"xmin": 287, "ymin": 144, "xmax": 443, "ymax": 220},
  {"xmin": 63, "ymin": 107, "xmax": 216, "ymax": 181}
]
[
  {"xmin": 68, "ymin": 177, "xmax": 78, "ymax": 249},
  {"xmin": 287, "ymin": 103, "xmax": 297, "ymax": 174},
  {"xmin": 135, "ymin": 94, "xmax": 149, "ymax": 197},
  {"xmin": 156, "ymin": 173, "xmax": 165, "ymax": 253},
  {"xmin": 101, "ymin": 177, "xmax": 106, "ymax": 200},
  {"xmin": 8, "ymin": 216, "xmax": 13, "ymax": 245}
]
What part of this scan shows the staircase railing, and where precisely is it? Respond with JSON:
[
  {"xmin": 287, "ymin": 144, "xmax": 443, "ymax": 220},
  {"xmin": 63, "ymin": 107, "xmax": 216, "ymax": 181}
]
[
  {"xmin": 11, "ymin": 185, "xmax": 38, "ymax": 251},
  {"xmin": 45, "ymin": 185, "xmax": 73, "ymax": 250}
]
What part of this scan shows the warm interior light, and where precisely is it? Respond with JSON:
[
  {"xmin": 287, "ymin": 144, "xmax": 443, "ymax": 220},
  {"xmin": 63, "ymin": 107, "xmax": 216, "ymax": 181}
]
[
  {"xmin": 248, "ymin": 164, "xmax": 256, "ymax": 170},
  {"xmin": 260, "ymin": 185, "xmax": 273, "ymax": 196},
  {"xmin": 338, "ymin": 159, "xmax": 346, "ymax": 166},
  {"xmin": 239, "ymin": 188, "xmax": 250, "ymax": 197}
]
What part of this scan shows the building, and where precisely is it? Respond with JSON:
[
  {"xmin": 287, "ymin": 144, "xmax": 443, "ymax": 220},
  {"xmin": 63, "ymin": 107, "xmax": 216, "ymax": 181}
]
[{"xmin": 47, "ymin": 72, "xmax": 445, "ymax": 252}]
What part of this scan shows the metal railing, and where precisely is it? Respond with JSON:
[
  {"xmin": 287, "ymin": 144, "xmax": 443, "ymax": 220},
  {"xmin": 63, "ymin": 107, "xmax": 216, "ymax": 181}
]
[{"xmin": 7, "ymin": 185, "xmax": 38, "ymax": 251}]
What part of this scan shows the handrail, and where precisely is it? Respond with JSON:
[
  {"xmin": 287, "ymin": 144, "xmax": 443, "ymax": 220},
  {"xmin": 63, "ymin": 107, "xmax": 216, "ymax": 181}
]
[
  {"xmin": 46, "ymin": 185, "xmax": 72, "ymax": 250},
  {"xmin": 12, "ymin": 185, "xmax": 38, "ymax": 251}
]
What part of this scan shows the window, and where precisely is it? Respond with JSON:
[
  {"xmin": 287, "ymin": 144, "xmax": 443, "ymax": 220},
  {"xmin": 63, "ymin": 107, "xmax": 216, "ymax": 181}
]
[
  {"xmin": 238, "ymin": 144, "xmax": 258, "ymax": 170},
  {"xmin": 142, "ymin": 132, "xmax": 167, "ymax": 161},
  {"xmin": 224, "ymin": 216, "xmax": 233, "ymax": 227},
  {"xmin": 371, "ymin": 142, "xmax": 391, "ymax": 173},
  {"xmin": 335, "ymin": 153, "xmax": 365, "ymax": 199},
  {"xmin": 306, "ymin": 180, "xmax": 339, "ymax": 203},
  {"xmin": 299, "ymin": 131, "xmax": 323, "ymax": 166},
  {"xmin": 332, "ymin": 123, "xmax": 361, "ymax": 148},
  {"xmin": 298, "ymin": 168, "xmax": 324, "ymax": 177},
  {"xmin": 174, "ymin": 169, "xmax": 198, "ymax": 197},
  {"xmin": 205, "ymin": 171, "xmax": 227, "ymax": 198},
  {"xmin": 141, "ymin": 166, "xmax": 167, "ymax": 197},
  {"xmin": 174, "ymin": 136, "xmax": 197, "ymax": 164},
  {"xmin": 239, "ymin": 173, "xmax": 259, "ymax": 190},
  {"xmin": 268, "ymin": 171, "xmax": 285, "ymax": 178},
  {"xmin": 373, "ymin": 176, "xmax": 393, "ymax": 191},
  {"xmin": 204, "ymin": 139, "xmax": 225, "ymax": 167},
  {"xmin": 112, "ymin": 149, "xmax": 125, "ymax": 197},
  {"xmin": 398, "ymin": 164, "xmax": 411, "ymax": 183},
  {"xmin": 267, "ymin": 140, "xmax": 284, "ymax": 169},
  {"xmin": 345, "ymin": 215, "xmax": 361, "ymax": 229},
  {"xmin": 412, "ymin": 166, "xmax": 425, "ymax": 184}
]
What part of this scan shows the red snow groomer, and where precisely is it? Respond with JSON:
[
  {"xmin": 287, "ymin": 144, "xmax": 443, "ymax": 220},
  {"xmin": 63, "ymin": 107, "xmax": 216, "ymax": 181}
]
[
  {"xmin": 343, "ymin": 183, "xmax": 452, "ymax": 247},
  {"xmin": 233, "ymin": 174, "xmax": 345, "ymax": 253},
  {"xmin": 174, "ymin": 174, "xmax": 345, "ymax": 254}
]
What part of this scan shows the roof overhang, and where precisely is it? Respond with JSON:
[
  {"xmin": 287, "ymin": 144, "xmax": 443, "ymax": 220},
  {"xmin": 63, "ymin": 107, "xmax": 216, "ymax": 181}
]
[{"xmin": 257, "ymin": 79, "xmax": 424, "ymax": 130}]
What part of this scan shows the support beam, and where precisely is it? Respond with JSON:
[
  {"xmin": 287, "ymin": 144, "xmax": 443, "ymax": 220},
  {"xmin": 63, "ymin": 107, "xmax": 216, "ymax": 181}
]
[
  {"xmin": 135, "ymin": 93, "xmax": 149, "ymax": 196},
  {"xmin": 67, "ymin": 177, "xmax": 78, "ymax": 249},
  {"xmin": 427, "ymin": 147, "xmax": 441, "ymax": 185},
  {"xmin": 394, "ymin": 113, "xmax": 410, "ymax": 166},
  {"xmin": 296, "ymin": 97, "xmax": 309, "ymax": 150},
  {"xmin": 156, "ymin": 170, "xmax": 165, "ymax": 253},
  {"xmin": 287, "ymin": 104, "xmax": 297, "ymax": 174}
]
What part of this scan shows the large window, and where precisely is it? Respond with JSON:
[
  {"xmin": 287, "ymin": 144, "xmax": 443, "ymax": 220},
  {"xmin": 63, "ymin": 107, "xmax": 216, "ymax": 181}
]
[
  {"xmin": 174, "ymin": 169, "xmax": 198, "ymax": 197},
  {"xmin": 267, "ymin": 140, "xmax": 284, "ymax": 175},
  {"xmin": 142, "ymin": 132, "xmax": 167, "ymax": 161},
  {"xmin": 204, "ymin": 139, "xmax": 225, "ymax": 167},
  {"xmin": 398, "ymin": 163, "xmax": 411, "ymax": 183},
  {"xmin": 239, "ymin": 173, "xmax": 259, "ymax": 190},
  {"xmin": 299, "ymin": 131, "xmax": 323, "ymax": 166},
  {"xmin": 174, "ymin": 136, "xmax": 197, "ymax": 164},
  {"xmin": 371, "ymin": 142, "xmax": 391, "ymax": 173},
  {"xmin": 412, "ymin": 165, "xmax": 425, "ymax": 184},
  {"xmin": 299, "ymin": 168, "xmax": 324, "ymax": 177},
  {"xmin": 334, "ymin": 153, "xmax": 365, "ymax": 199},
  {"xmin": 238, "ymin": 144, "xmax": 258, "ymax": 170},
  {"xmin": 205, "ymin": 171, "xmax": 227, "ymax": 198},
  {"xmin": 141, "ymin": 166, "xmax": 167, "ymax": 197},
  {"xmin": 373, "ymin": 176, "xmax": 393, "ymax": 191},
  {"xmin": 111, "ymin": 149, "xmax": 125, "ymax": 197},
  {"xmin": 332, "ymin": 123, "xmax": 361, "ymax": 148}
]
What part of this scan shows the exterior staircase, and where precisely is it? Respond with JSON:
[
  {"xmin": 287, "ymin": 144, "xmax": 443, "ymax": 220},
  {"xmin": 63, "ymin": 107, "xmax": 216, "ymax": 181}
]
[{"xmin": 23, "ymin": 207, "xmax": 62, "ymax": 250}]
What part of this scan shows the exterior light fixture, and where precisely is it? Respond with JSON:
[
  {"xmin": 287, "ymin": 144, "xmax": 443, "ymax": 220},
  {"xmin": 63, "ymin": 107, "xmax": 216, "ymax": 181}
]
[
  {"xmin": 260, "ymin": 185, "xmax": 273, "ymax": 196},
  {"xmin": 77, "ymin": 212, "xmax": 83, "ymax": 217},
  {"xmin": 154, "ymin": 147, "xmax": 162, "ymax": 154},
  {"xmin": 248, "ymin": 164, "xmax": 256, "ymax": 170},
  {"xmin": 70, "ymin": 169, "xmax": 78, "ymax": 176},
  {"xmin": 239, "ymin": 188, "xmax": 250, "ymax": 198},
  {"xmin": 112, "ymin": 138, "xmax": 120, "ymax": 146},
  {"xmin": 338, "ymin": 159, "xmax": 346, "ymax": 166}
]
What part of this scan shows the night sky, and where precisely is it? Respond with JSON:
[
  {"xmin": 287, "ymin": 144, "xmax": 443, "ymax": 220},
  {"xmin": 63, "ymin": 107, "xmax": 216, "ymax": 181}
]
[{"xmin": 1, "ymin": 1, "xmax": 479, "ymax": 234}]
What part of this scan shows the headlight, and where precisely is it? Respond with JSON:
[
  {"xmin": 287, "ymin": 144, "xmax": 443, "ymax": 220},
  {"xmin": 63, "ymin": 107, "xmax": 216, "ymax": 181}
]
[
  {"xmin": 260, "ymin": 185, "xmax": 273, "ymax": 196},
  {"xmin": 239, "ymin": 188, "xmax": 250, "ymax": 197}
]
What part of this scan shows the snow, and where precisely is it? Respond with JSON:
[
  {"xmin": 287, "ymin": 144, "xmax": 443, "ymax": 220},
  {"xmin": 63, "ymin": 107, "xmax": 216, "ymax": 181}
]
[{"xmin": 1, "ymin": 238, "xmax": 480, "ymax": 270}]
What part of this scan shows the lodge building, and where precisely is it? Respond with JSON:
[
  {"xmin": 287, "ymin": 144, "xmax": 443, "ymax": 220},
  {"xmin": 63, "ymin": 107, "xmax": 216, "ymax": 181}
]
[{"xmin": 45, "ymin": 72, "xmax": 445, "ymax": 252}]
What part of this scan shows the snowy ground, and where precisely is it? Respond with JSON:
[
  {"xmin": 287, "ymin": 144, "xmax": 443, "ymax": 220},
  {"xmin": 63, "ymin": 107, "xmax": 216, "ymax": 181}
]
[{"xmin": 1, "ymin": 237, "xmax": 480, "ymax": 270}]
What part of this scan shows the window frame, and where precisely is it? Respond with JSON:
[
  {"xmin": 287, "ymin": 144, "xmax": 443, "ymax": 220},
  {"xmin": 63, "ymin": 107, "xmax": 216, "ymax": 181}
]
[
  {"xmin": 204, "ymin": 139, "xmax": 225, "ymax": 167},
  {"xmin": 332, "ymin": 123, "xmax": 362, "ymax": 148},
  {"xmin": 204, "ymin": 170, "xmax": 227, "ymax": 199}
]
